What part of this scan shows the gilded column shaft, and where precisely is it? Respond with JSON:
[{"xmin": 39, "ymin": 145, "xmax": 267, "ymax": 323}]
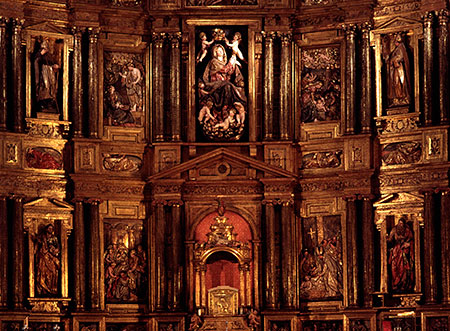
[
  {"xmin": 344, "ymin": 25, "xmax": 356, "ymax": 134},
  {"xmin": 423, "ymin": 13, "xmax": 433, "ymax": 126},
  {"xmin": 88, "ymin": 28, "xmax": 99, "ymax": 138},
  {"xmin": 154, "ymin": 34, "xmax": 164, "ymax": 142},
  {"xmin": 170, "ymin": 33, "xmax": 181, "ymax": 141},
  {"xmin": 346, "ymin": 197, "xmax": 358, "ymax": 306},
  {"xmin": 423, "ymin": 191, "xmax": 437, "ymax": 303},
  {"xmin": 12, "ymin": 19, "xmax": 24, "ymax": 133},
  {"xmin": 88, "ymin": 200, "xmax": 101, "ymax": 310},
  {"xmin": 171, "ymin": 205, "xmax": 182, "ymax": 309},
  {"xmin": 12, "ymin": 196, "xmax": 24, "ymax": 308},
  {"xmin": 72, "ymin": 28, "xmax": 83, "ymax": 137},
  {"xmin": 280, "ymin": 34, "xmax": 291, "ymax": 140},
  {"xmin": 0, "ymin": 197, "xmax": 7, "ymax": 307},
  {"xmin": 281, "ymin": 203, "xmax": 294, "ymax": 308},
  {"xmin": 264, "ymin": 203, "xmax": 277, "ymax": 308},
  {"xmin": 362, "ymin": 197, "xmax": 374, "ymax": 307},
  {"xmin": 0, "ymin": 18, "xmax": 7, "ymax": 131},
  {"xmin": 73, "ymin": 199, "xmax": 86, "ymax": 310},
  {"xmin": 155, "ymin": 204, "xmax": 166, "ymax": 309},
  {"xmin": 441, "ymin": 191, "xmax": 450, "ymax": 303},
  {"xmin": 438, "ymin": 11, "xmax": 449, "ymax": 124},
  {"xmin": 360, "ymin": 23, "xmax": 372, "ymax": 133},
  {"xmin": 263, "ymin": 33, "xmax": 274, "ymax": 140}
]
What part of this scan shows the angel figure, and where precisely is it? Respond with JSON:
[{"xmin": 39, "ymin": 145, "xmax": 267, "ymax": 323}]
[
  {"xmin": 196, "ymin": 32, "xmax": 214, "ymax": 64},
  {"xmin": 225, "ymin": 32, "xmax": 245, "ymax": 63}
]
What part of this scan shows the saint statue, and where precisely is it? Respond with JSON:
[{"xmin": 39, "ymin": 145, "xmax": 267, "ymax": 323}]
[{"xmin": 35, "ymin": 224, "xmax": 60, "ymax": 296}]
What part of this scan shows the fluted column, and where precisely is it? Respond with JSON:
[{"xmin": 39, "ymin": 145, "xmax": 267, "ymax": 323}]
[
  {"xmin": 0, "ymin": 18, "xmax": 7, "ymax": 131},
  {"xmin": 87, "ymin": 199, "xmax": 101, "ymax": 310},
  {"xmin": 0, "ymin": 197, "xmax": 8, "ymax": 307},
  {"xmin": 170, "ymin": 33, "xmax": 181, "ymax": 141},
  {"xmin": 155, "ymin": 203, "xmax": 166, "ymax": 309},
  {"xmin": 153, "ymin": 33, "xmax": 165, "ymax": 142},
  {"xmin": 88, "ymin": 28, "xmax": 99, "ymax": 138},
  {"xmin": 360, "ymin": 23, "xmax": 372, "ymax": 133},
  {"xmin": 264, "ymin": 203, "xmax": 278, "ymax": 308},
  {"xmin": 423, "ymin": 190, "xmax": 437, "ymax": 303},
  {"xmin": 362, "ymin": 196, "xmax": 374, "ymax": 307},
  {"xmin": 423, "ymin": 12, "xmax": 434, "ymax": 126},
  {"xmin": 12, "ymin": 19, "xmax": 24, "ymax": 133},
  {"xmin": 12, "ymin": 196, "xmax": 24, "ymax": 308},
  {"xmin": 438, "ymin": 10, "xmax": 449, "ymax": 124},
  {"xmin": 345, "ymin": 196, "xmax": 358, "ymax": 306},
  {"xmin": 279, "ymin": 33, "xmax": 291, "ymax": 140},
  {"xmin": 73, "ymin": 199, "xmax": 86, "ymax": 310},
  {"xmin": 72, "ymin": 27, "xmax": 84, "ymax": 137},
  {"xmin": 263, "ymin": 32, "xmax": 275, "ymax": 140},
  {"xmin": 344, "ymin": 25, "xmax": 356, "ymax": 134},
  {"xmin": 281, "ymin": 202, "xmax": 295, "ymax": 308},
  {"xmin": 441, "ymin": 190, "xmax": 450, "ymax": 303}
]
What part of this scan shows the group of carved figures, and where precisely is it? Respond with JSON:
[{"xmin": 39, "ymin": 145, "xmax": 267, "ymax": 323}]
[{"xmin": 104, "ymin": 242, "xmax": 147, "ymax": 301}]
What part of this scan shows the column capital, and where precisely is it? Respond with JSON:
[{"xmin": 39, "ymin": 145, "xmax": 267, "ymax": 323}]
[
  {"xmin": 11, "ymin": 18, "xmax": 24, "ymax": 29},
  {"xmin": 423, "ymin": 11, "xmax": 435, "ymax": 24},
  {"xmin": 437, "ymin": 9, "xmax": 449, "ymax": 23},
  {"xmin": 152, "ymin": 32, "xmax": 166, "ymax": 45},
  {"xmin": 152, "ymin": 199, "xmax": 184, "ymax": 207},
  {"xmin": 343, "ymin": 195, "xmax": 358, "ymax": 202},
  {"xmin": 261, "ymin": 31, "xmax": 277, "ymax": 41},
  {"xmin": 168, "ymin": 32, "xmax": 182, "ymax": 44},
  {"xmin": 279, "ymin": 32, "xmax": 292, "ymax": 43},
  {"xmin": 341, "ymin": 23, "xmax": 357, "ymax": 35},
  {"xmin": 0, "ymin": 17, "xmax": 8, "ymax": 27},
  {"xmin": 87, "ymin": 27, "xmax": 100, "ymax": 41},
  {"xmin": 85, "ymin": 198, "xmax": 102, "ymax": 205},
  {"xmin": 71, "ymin": 26, "xmax": 83, "ymax": 38}
]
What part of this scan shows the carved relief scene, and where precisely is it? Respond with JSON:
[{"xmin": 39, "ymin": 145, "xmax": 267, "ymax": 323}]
[
  {"xmin": 300, "ymin": 47, "xmax": 341, "ymax": 123},
  {"xmin": 300, "ymin": 216, "xmax": 343, "ymax": 300},
  {"xmin": 196, "ymin": 27, "xmax": 248, "ymax": 141},
  {"xmin": 103, "ymin": 52, "xmax": 145, "ymax": 127},
  {"xmin": 103, "ymin": 219, "xmax": 147, "ymax": 303}
]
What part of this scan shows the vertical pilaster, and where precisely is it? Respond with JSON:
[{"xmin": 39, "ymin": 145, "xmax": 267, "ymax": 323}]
[
  {"xmin": 12, "ymin": 196, "xmax": 24, "ymax": 308},
  {"xmin": 423, "ymin": 190, "xmax": 437, "ymax": 303},
  {"xmin": 171, "ymin": 204, "xmax": 182, "ymax": 309},
  {"xmin": 345, "ymin": 196, "xmax": 358, "ymax": 306},
  {"xmin": 0, "ymin": 17, "xmax": 8, "ymax": 131},
  {"xmin": 72, "ymin": 27, "xmax": 84, "ymax": 137},
  {"xmin": 344, "ymin": 25, "xmax": 356, "ymax": 134},
  {"xmin": 0, "ymin": 197, "xmax": 8, "ymax": 307},
  {"xmin": 438, "ymin": 10, "xmax": 449, "ymax": 124},
  {"xmin": 280, "ymin": 202, "xmax": 294, "ymax": 308},
  {"xmin": 263, "ymin": 32, "xmax": 274, "ymax": 140},
  {"xmin": 12, "ymin": 19, "xmax": 24, "ymax": 133},
  {"xmin": 73, "ymin": 199, "xmax": 86, "ymax": 310},
  {"xmin": 360, "ymin": 23, "xmax": 372, "ymax": 133},
  {"xmin": 154, "ymin": 33, "xmax": 165, "ymax": 142},
  {"xmin": 252, "ymin": 33, "xmax": 263, "ymax": 142},
  {"xmin": 170, "ymin": 33, "xmax": 181, "ymax": 141},
  {"xmin": 155, "ymin": 203, "xmax": 166, "ymax": 309},
  {"xmin": 88, "ymin": 28, "xmax": 99, "ymax": 138},
  {"xmin": 441, "ymin": 190, "xmax": 450, "ymax": 304},
  {"xmin": 279, "ymin": 33, "xmax": 291, "ymax": 140},
  {"xmin": 264, "ymin": 203, "xmax": 277, "ymax": 308},
  {"xmin": 87, "ymin": 199, "xmax": 101, "ymax": 310},
  {"xmin": 362, "ymin": 196, "xmax": 374, "ymax": 307},
  {"xmin": 423, "ymin": 12, "xmax": 434, "ymax": 126}
]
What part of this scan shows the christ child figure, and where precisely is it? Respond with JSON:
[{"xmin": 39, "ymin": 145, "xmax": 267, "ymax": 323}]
[{"xmin": 196, "ymin": 32, "xmax": 214, "ymax": 64}]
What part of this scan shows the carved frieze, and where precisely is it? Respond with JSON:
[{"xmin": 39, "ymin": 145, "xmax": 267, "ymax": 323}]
[
  {"xmin": 375, "ymin": 113, "xmax": 419, "ymax": 134},
  {"xmin": 102, "ymin": 154, "xmax": 142, "ymax": 173},
  {"xmin": 0, "ymin": 173, "xmax": 67, "ymax": 198},
  {"xmin": 183, "ymin": 184, "xmax": 263, "ymax": 196},
  {"xmin": 300, "ymin": 177, "xmax": 370, "ymax": 192},
  {"xmin": 374, "ymin": 1, "xmax": 420, "ymax": 17},
  {"xmin": 302, "ymin": 151, "xmax": 342, "ymax": 169},
  {"xmin": 26, "ymin": 119, "xmax": 70, "ymax": 139},
  {"xmin": 109, "ymin": 0, "xmax": 142, "ymax": 7},
  {"xmin": 74, "ymin": 180, "xmax": 144, "ymax": 197},
  {"xmin": 381, "ymin": 142, "xmax": 421, "ymax": 165},
  {"xmin": 379, "ymin": 169, "xmax": 448, "ymax": 189}
]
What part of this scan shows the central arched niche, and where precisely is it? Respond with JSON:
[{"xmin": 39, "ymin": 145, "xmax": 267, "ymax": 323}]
[{"xmin": 193, "ymin": 210, "xmax": 253, "ymax": 316}]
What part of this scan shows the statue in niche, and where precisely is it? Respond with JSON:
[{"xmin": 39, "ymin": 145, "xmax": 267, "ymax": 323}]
[
  {"xmin": 34, "ymin": 37, "xmax": 62, "ymax": 114},
  {"xmin": 387, "ymin": 217, "xmax": 414, "ymax": 292},
  {"xmin": 35, "ymin": 224, "xmax": 60, "ymax": 296},
  {"xmin": 197, "ymin": 28, "xmax": 247, "ymax": 141},
  {"xmin": 382, "ymin": 33, "xmax": 411, "ymax": 108}
]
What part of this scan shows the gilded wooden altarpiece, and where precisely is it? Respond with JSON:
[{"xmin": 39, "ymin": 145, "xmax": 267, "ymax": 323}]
[
  {"xmin": 99, "ymin": 35, "xmax": 150, "ymax": 143},
  {"xmin": 185, "ymin": 19, "xmax": 260, "ymax": 142}
]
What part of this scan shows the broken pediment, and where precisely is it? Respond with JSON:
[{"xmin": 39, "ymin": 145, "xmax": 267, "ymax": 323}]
[{"xmin": 147, "ymin": 148, "xmax": 296, "ymax": 182}]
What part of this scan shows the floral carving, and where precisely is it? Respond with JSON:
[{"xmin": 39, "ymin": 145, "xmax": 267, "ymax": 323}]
[
  {"xmin": 381, "ymin": 142, "xmax": 421, "ymax": 165},
  {"xmin": 110, "ymin": 0, "xmax": 142, "ymax": 7},
  {"xmin": 103, "ymin": 154, "xmax": 142, "ymax": 172},
  {"xmin": 301, "ymin": 47, "xmax": 340, "ymax": 123},
  {"xmin": 187, "ymin": 0, "xmax": 256, "ymax": 6}
]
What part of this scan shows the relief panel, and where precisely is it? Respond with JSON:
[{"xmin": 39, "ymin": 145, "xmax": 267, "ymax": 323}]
[{"xmin": 302, "ymin": 320, "xmax": 343, "ymax": 330}]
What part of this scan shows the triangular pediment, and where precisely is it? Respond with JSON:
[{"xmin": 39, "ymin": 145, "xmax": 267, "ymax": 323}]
[
  {"xmin": 24, "ymin": 22, "xmax": 68, "ymax": 35},
  {"xmin": 376, "ymin": 16, "xmax": 421, "ymax": 31},
  {"xmin": 374, "ymin": 192, "xmax": 423, "ymax": 207},
  {"xmin": 24, "ymin": 197, "xmax": 73, "ymax": 211},
  {"xmin": 147, "ymin": 148, "xmax": 296, "ymax": 182}
]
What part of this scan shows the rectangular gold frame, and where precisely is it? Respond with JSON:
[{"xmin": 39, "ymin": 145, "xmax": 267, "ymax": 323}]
[
  {"xmin": 264, "ymin": 314, "xmax": 298, "ymax": 331},
  {"xmin": 184, "ymin": 19, "xmax": 261, "ymax": 142},
  {"xmin": 421, "ymin": 312, "xmax": 450, "ymax": 331},
  {"xmin": 73, "ymin": 316, "xmax": 106, "ymax": 331},
  {"xmin": 24, "ymin": 27, "xmax": 73, "ymax": 121},
  {"xmin": 98, "ymin": 34, "xmax": 150, "ymax": 141},
  {"xmin": 153, "ymin": 316, "xmax": 185, "ymax": 331}
]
